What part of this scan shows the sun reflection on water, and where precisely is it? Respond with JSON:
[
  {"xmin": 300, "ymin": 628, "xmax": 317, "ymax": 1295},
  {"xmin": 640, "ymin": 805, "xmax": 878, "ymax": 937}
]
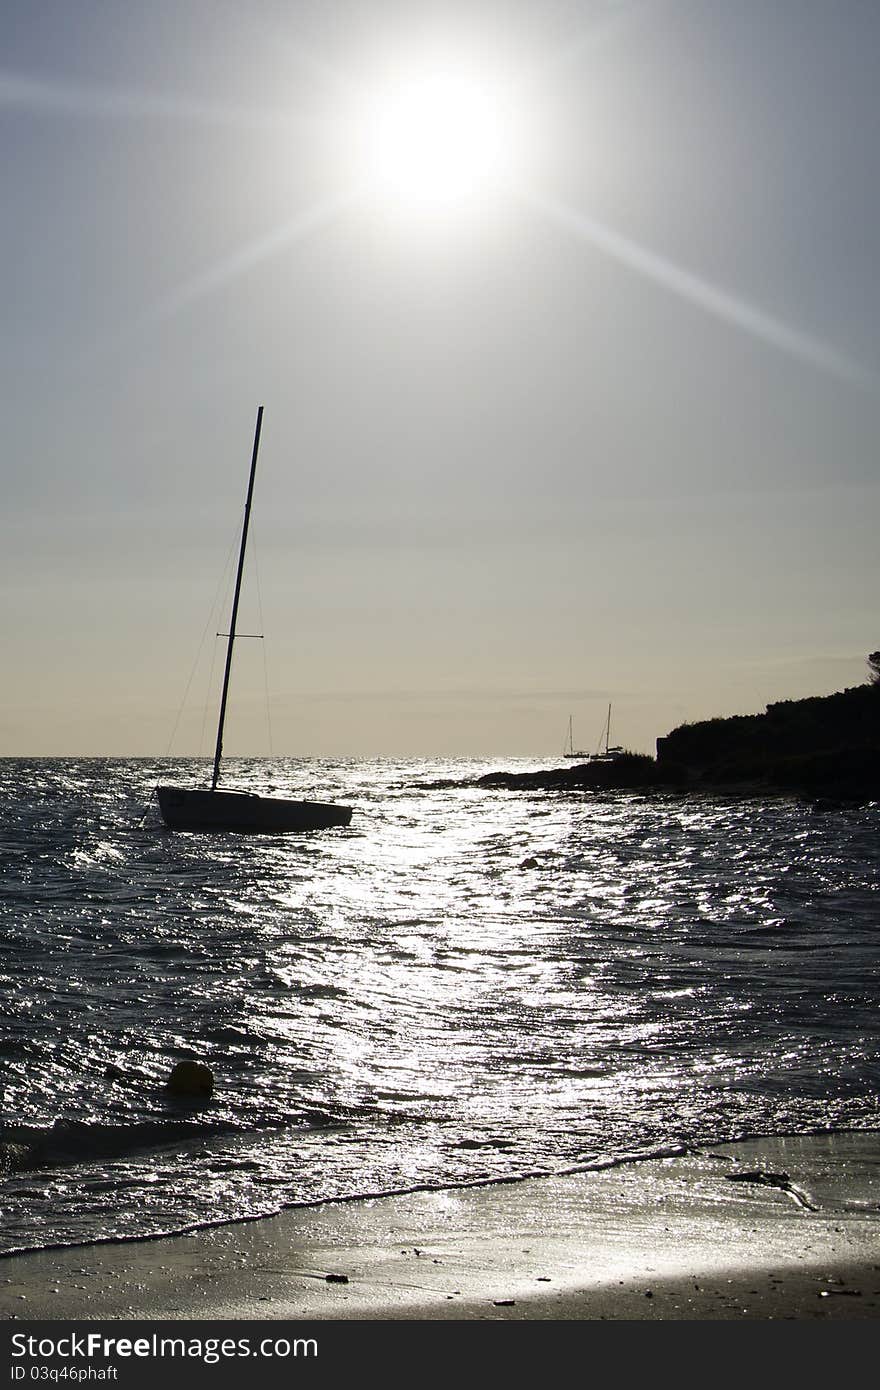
[{"xmin": 1, "ymin": 757, "xmax": 879, "ymax": 1250}]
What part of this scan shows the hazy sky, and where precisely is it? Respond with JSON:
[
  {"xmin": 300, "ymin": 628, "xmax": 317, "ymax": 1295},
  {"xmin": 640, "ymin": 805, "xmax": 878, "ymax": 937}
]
[{"xmin": 3, "ymin": 0, "xmax": 878, "ymax": 758}]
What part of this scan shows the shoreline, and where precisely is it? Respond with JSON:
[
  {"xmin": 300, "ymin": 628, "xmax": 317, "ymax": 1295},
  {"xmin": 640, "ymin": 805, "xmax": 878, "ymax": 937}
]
[
  {"xmin": 419, "ymin": 763, "xmax": 879, "ymax": 805},
  {"xmin": 3, "ymin": 1132, "xmax": 879, "ymax": 1321}
]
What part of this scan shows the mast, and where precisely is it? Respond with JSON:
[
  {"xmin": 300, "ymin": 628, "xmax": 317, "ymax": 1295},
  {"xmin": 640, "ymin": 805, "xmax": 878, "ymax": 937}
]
[
  {"xmin": 211, "ymin": 405, "xmax": 264, "ymax": 792},
  {"xmin": 605, "ymin": 703, "xmax": 611, "ymax": 755}
]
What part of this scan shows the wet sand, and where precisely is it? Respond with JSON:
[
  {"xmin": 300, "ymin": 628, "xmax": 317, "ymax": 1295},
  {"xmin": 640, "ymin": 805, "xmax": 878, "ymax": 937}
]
[{"xmin": 2, "ymin": 1133, "xmax": 879, "ymax": 1321}]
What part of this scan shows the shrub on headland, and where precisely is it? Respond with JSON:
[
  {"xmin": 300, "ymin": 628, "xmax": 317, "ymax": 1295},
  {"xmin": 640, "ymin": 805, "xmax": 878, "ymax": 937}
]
[{"xmin": 656, "ymin": 660, "xmax": 880, "ymax": 799}]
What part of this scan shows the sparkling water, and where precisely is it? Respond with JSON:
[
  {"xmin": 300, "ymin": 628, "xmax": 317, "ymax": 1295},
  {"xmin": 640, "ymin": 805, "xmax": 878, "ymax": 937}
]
[{"xmin": 1, "ymin": 757, "xmax": 878, "ymax": 1253}]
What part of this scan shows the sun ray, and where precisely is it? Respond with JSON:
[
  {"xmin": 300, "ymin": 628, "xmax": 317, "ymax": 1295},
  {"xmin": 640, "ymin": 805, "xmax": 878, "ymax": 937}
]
[
  {"xmin": 0, "ymin": 69, "xmax": 328, "ymax": 132},
  {"xmin": 145, "ymin": 190, "xmax": 360, "ymax": 323},
  {"xmin": 0, "ymin": 70, "xmax": 255, "ymax": 128},
  {"xmin": 1, "ymin": 67, "xmax": 364, "ymax": 332},
  {"xmin": 517, "ymin": 188, "xmax": 874, "ymax": 390}
]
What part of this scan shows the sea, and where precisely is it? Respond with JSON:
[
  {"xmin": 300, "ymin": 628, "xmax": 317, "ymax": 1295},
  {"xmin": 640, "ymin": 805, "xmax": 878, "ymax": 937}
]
[{"xmin": 1, "ymin": 756, "xmax": 878, "ymax": 1257}]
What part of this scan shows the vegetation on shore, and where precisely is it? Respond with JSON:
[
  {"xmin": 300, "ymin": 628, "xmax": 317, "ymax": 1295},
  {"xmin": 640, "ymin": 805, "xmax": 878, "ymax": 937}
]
[{"xmin": 655, "ymin": 663, "xmax": 880, "ymax": 799}]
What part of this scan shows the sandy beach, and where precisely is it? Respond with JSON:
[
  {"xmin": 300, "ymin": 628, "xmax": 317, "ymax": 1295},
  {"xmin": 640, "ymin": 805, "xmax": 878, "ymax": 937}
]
[{"xmin": 2, "ymin": 1132, "xmax": 878, "ymax": 1322}]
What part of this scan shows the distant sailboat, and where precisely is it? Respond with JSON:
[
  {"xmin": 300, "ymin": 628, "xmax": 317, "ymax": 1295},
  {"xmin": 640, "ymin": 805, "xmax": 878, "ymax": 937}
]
[
  {"xmin": 591, "ymin": 702, "xmax": 625, "ymax": 763},
  {"xmin": 563, "ymin": 715, "xmax": 591, "ymax": 760},
  {"xmin": 156, "ymin": 407, "xmax": 352, "ymax": 833},
  {"xmin": 563, "ymin": 704, "xmax": 625, "ymax": 764}
]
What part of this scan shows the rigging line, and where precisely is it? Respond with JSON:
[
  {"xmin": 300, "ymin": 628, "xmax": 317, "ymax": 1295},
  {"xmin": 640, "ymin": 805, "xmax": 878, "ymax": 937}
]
[
  {"xmin": 593, "ymin": 706, "xmax": 609, "ymax": 759},
  {"xmin": 249, "ymin": 518, "xmax": 275, "ymax": 760},
  {"xmin": 161, "ymin": 534, "xmax": 239, "ymax": 760},
  {"xmin": 142, "ymin": 541, "xmax": 238, "ymax": 825},
  {"xmin": 200, "ymin": 635, "xmax": 221, "ymax": 761}
]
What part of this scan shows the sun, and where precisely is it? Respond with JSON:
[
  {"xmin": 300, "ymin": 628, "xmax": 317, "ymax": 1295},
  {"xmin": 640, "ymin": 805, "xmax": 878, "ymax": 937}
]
[{"xmin": 352, "ymin": 61, "xmax": 517, "ymax": 217}]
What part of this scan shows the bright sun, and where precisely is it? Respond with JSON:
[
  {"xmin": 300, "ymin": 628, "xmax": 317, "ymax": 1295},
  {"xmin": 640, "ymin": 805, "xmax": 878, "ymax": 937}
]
[{"xmin": 352, "ymin": 62, "xmax": 516, "ymax": 216}]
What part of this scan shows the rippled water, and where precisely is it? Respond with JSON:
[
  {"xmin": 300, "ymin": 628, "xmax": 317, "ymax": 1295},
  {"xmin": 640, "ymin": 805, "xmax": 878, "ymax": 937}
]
[{"xmin": 1, "ymin": 757, "xmax": 878, "ymax": 1254}]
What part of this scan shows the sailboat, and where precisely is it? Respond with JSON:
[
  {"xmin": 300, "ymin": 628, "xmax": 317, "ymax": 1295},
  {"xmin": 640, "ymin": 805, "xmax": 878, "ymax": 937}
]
[
  {"xmin": 591, "ymin": 703, "xmax": 625, "ymax": 763},
  {"xmin": 156, "ymin": 407, "xmax": 352, "ymax": 833},
  {"xmin": 563, "ymin": 715, "xmax": 591, "ymax": 760}
]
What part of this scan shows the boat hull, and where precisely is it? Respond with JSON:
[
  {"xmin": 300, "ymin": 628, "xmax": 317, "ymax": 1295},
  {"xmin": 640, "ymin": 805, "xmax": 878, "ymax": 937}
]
[{"xmin": 157, "ymin": 786, "xmax": 352, "ymax": 833}]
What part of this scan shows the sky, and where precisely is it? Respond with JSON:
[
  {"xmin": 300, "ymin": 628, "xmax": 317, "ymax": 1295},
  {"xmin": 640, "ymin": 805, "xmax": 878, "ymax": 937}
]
[{"xmin": 2, "ymin": 0, "xmax": 878, "ymax": 759}]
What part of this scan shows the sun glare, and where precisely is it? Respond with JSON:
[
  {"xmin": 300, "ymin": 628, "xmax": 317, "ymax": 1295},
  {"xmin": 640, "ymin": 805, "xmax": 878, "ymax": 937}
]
[{"xmin": 352, "ymin": 61, "xmax": 517, "ymax": 217}]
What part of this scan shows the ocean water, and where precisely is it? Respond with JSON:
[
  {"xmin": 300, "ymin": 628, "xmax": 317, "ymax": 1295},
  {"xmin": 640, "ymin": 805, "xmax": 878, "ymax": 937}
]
[{"xmin": 1, "ymin": 756, "xmax": 878, "ymax": 1256}]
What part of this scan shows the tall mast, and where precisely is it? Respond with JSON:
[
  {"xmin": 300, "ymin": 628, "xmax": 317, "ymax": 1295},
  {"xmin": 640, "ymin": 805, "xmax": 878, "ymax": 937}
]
[
  {"xmin": 211, "ymin": 406, "xmax": 264, "ymax": 791},
  {"xmin": 605, "ymin": 703, "xmax": 611, "ymax": 755}
]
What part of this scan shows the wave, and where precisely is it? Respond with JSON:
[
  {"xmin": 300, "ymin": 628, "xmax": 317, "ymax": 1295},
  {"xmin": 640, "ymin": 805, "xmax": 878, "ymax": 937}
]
[{"xmin": 4, "ymin": 1124, "xmax": 876, "ymax": 1261}]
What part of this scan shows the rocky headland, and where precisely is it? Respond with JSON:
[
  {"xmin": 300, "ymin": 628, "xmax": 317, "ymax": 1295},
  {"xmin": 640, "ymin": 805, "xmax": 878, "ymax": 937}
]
[
  {"xmin": 432, "ymin": 676, "xmax": 880, "ymax": 802},
  {"xmin": 654, "ymin": 680, "xmax": 880, "ymax": 800}
]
